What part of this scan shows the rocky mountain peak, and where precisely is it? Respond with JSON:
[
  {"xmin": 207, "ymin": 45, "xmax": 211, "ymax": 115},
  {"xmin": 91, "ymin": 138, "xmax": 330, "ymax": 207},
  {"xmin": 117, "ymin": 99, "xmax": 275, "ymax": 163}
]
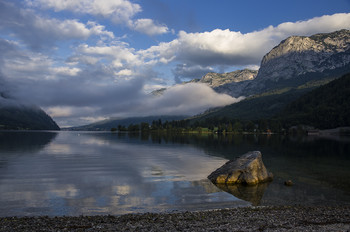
[
  {"xmin": 200, "ymin": 69, "xmax": 258, "ymax": 88},
  {"xmin": 257, "ymin": 29, "xmax": 350, "ymax": 81}
]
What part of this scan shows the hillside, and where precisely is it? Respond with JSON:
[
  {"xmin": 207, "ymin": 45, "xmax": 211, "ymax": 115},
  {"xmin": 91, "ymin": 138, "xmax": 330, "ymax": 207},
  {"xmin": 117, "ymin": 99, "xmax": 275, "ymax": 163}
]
[
  {"xmin": 0, "ymin": 105, "xmax": 60, "ymax": 130},
  {"xmin": 278, "ymin": 72, "xmax": 350, "ymax": 129},
  {"xmin": 189, "ymin": 78, "xmax": 335, "ymax": 123}
]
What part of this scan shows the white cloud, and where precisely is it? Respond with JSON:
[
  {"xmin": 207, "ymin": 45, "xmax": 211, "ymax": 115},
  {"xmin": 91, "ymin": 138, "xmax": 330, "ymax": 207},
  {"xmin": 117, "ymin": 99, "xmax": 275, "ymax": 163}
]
[
  {"xmin": 46, "ymin": 106, "xmax": 74, "ymax": 117},
  {"xmin": 26, "ymin": 0, "xmax": 141, "ymax": 23},
  {"xmin": 139, "ymin": 83, "xmax": 243, "ymax": 116},
  {"xmin": 0, "ymin": 1, "xmax": 114, "ymax": 50},
  {"xmin": 116, "ymin": 69, "xmax": 133, "ymax": 76},
  {"xmin": 51, "ymin": 67, "xmax": 81, "ymax": 77},
  {"xmin": 75, "ymin": 43, "xmax": 141, "ymax": 70},
  {"xmin": 142, "ymin": 13, "xmax": 350, "ymax": 67},
  {"xmin": 132, "ymin": 18, "xmax": 169, "ymax": 36},
  {"xmin": 26, "ymin": 0, "xmax": 169, "ymax": 35}
]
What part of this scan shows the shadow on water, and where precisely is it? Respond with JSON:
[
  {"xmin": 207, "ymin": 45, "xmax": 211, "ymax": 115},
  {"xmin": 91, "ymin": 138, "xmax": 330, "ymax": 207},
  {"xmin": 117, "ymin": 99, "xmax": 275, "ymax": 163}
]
[{"xmin": 0, "ymin": 131, "xmax": 58, "ymax": 152}]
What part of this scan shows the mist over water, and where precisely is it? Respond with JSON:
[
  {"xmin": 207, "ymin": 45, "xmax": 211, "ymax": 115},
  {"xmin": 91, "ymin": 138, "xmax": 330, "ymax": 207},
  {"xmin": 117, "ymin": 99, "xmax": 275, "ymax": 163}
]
[{"xmin": 0, "ymin": 131, "xmax": 349, "ymax": 216}]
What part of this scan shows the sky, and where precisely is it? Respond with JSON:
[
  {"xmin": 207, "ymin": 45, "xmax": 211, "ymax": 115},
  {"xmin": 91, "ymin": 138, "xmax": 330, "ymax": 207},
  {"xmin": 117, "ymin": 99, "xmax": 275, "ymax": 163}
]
[{"xmin": 0, "ymin": 0, "xmax": 349, "ymax": 127}]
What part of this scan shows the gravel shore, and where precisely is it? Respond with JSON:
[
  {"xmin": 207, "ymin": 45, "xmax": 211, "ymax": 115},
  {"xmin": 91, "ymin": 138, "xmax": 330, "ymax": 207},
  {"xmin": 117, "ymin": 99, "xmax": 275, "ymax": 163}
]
[{"xmin": 1, "ymin": 206, "xmax": 350, "ymax": 231}]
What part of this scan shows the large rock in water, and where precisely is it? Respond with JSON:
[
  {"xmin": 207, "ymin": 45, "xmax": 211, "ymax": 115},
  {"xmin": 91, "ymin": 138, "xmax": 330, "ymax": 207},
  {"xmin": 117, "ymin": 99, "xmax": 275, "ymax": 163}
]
[{"xmin": 208, "ymin": 151, "xmax": 273, "ymax": 185}]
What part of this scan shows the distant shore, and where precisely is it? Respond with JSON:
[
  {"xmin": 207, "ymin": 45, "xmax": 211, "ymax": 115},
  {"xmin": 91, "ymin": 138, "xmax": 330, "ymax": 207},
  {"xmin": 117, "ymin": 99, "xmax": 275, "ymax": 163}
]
[{"xmin": 1, "ymin": 206, "xmax": 350, "ymax": 231}]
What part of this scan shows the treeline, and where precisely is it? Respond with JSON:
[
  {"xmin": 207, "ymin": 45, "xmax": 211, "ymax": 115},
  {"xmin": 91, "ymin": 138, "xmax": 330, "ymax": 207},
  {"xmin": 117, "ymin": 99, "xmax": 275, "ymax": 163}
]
[{"xmin": 111, "ymin": 117, "xmax": 286, "ymax": 134}]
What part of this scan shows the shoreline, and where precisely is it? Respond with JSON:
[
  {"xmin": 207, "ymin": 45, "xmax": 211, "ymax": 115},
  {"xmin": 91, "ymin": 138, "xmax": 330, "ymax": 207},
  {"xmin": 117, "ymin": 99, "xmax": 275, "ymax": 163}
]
[{"xmin": 1, "ymin": 205, "xmax": 350, "ymax": 231}]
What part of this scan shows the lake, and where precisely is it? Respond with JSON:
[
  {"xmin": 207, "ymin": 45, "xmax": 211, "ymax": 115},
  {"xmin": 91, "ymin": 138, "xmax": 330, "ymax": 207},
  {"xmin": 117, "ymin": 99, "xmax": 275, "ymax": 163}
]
[{"xmin": 0, "ymin": 131, "xmax": 349, "ymax": 216}]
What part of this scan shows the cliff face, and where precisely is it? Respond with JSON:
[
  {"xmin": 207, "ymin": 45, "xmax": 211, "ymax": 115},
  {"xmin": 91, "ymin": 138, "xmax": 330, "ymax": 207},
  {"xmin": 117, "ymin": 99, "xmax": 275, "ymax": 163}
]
[
  {"xmin": 200, "ymin": 69, "xmax": 257, "ymax": 88},
  {"xmin": 256, "ymin": 29, "xmax": 350, "ymax": 81},
  {"xmin": 151, "ymin": 69, "xmax": 257, "ymax": 96}
]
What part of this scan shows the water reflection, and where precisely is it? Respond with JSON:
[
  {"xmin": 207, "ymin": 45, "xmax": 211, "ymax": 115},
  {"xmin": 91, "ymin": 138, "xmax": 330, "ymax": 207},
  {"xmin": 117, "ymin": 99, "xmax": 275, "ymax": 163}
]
[
  {"xmin": 0, "ymin": 131, "xmax": 249, "ymax": 216},
  {"xmin": 0, "ymin": 131, "xmax": 349, "ymax": 217},
  {"xmin": 0, "ymin": 131, "xmax": 57, "ymax": 152},
  {"xmin": 108, "ymin": 132, "xmax": 350, "ymax": 206},
  {"xmin": 214, "ymin": 183, "xmax": 270, "ymax": 206}
]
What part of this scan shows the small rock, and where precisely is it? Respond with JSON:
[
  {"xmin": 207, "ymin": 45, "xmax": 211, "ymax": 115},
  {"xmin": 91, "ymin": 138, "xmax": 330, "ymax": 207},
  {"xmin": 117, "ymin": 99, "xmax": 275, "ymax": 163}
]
[{"xmin": 284, "ymin": 180, "xmax": 293, "ymax": 186}]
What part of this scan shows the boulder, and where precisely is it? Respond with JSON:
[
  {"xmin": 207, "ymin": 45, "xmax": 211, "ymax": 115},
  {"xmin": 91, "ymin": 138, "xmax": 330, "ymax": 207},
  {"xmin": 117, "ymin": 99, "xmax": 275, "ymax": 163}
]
[{"xmin": 208, "ymin": 151, "xmax": 273, "ymax": 185}]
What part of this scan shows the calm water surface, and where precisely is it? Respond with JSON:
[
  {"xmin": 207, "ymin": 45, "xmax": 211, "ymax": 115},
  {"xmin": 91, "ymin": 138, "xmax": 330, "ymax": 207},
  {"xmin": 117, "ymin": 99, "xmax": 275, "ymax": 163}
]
[{"xmin": 0, "ymin": 131, "xmax": 349, "ymax": 216}]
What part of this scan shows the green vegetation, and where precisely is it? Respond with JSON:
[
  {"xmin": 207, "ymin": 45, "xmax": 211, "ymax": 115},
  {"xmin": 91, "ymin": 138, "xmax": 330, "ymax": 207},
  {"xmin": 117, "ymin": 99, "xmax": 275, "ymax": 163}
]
[
  {"xmin": 277, "ymin": 72, "xmax": 350, "ymax": 129},
  {"xmin": 191, "ymin": 77, "xmax": 336, "ymax": 123}
]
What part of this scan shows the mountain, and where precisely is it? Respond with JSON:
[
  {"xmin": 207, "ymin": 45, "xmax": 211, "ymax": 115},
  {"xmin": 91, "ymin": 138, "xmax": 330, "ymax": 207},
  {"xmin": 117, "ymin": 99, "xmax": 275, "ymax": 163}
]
[
  {"xmin": 0, "ymin": 104, "xmax": 60, "ymax": 130},
  {"xmin": 258, "ymin": 29, "xmax": 350, "ymax": 81},
  {"xmin": 0, "ymin": 90, "xmax": 60, "ymax": 130},
  {"xmin": 190, "ymin": 69, "xmax": 257, "ymax": 87},
  {"xmin": 151, "ymin": 69, "xmax": 257, "ymax": 96},
  {"xmin": 68, "ymin": 115, "xmax": 188, "ymax": 131},
  {"xmin": 278, "ymin": 72, "xmax": 350, "ymax": 129},
  {"xmin": 216, "ymin": 29, "xmax": 350, "ymax": 97}
]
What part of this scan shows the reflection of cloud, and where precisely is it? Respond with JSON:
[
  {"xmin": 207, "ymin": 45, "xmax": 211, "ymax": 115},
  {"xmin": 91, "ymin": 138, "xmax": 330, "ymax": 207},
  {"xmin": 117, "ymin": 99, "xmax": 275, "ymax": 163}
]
[
  {"xmin": 0, "ymin": 132, "xmax": 243, "ymax": 216},
  {"xmin": 113, "ymin": 185, "xmax": 131, "ymax": 196},
  {"xmin": 49, "ymin": 185, "xmax": 79, "ymax": 198},
  {"xmin": 44, "ymin": 143, "xmax": 73, "ymax": 154}
]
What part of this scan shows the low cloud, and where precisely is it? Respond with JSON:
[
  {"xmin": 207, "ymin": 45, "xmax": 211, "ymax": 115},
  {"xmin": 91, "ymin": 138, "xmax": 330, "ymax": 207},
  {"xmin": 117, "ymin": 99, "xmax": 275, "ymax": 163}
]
[
  {"xmin": 43, "ymin": 83, "xmax": 242, "ymax": 127},
  {"xmin": 140, "ymin": 83, "xmax": 243, "ymax": 116}
]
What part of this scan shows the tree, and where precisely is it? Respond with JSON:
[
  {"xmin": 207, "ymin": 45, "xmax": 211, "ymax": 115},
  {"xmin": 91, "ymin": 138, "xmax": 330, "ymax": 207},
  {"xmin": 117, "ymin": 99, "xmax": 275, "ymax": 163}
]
[
  {"xmin": 140, "ymin": 122, "xmax": 150, "ymax": 131},
  {"xmin": 245, "ymin": 121, "xmax": 255, "ymax": 132},
  {"xmin": 227, "ymin": 122, "xmax": 233, "ymax": 133},
  {"xmin": 233, "ymin": 121, "xmax": 242, "ymax": 133}
]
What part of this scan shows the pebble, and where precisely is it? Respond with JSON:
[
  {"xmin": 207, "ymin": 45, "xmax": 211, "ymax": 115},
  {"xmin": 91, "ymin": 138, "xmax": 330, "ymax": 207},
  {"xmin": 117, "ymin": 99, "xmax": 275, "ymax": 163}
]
[{"xmin": 0, "ymin": 206, "xmax": 349, "ymax": 231}]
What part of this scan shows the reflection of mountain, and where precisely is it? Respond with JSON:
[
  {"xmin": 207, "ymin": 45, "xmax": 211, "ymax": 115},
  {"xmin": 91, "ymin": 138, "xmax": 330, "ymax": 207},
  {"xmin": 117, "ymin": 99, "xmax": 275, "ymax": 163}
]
[{"xmin": 0, "ymin": 131, "xmax": 57, "ymax": 152}]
